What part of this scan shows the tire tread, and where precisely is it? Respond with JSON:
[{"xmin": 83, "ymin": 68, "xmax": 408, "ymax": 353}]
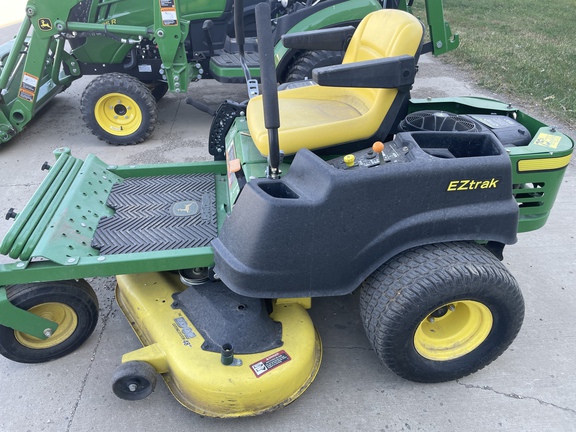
[
  {"xmin": 360, "ymin": 242, "xmax": 524, "ymax": 382},
  {"xmin": 80, "ymin": 73, "xmax": 157, "ymax": 145}
]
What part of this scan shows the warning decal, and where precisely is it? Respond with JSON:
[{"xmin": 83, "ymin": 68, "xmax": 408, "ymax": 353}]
[
  {"xmin": 161, "ymin": 9, "xmax": 178, "ymax": 26},
  {"xmin": 250, "ymin": 350, "xmax": 291, "ymax": 377},
  {"xmin": 159, "ymin": 0, "xmax": 178, "ymax": 26},
  {"xmin": 18, "ymin": 89, "xmax": 34, "ymax": 102},
  {"xmin": 20, "ymin": 72, "xmax": 39, "ymax": 99},
  {"xmin": 534, "ymin": 132, "xmax": 561, "ymax": 150}
]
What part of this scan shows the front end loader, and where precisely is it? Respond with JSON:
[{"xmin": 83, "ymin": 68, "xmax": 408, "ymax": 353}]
[{"xmin": 0, "ymin": 2, "xmax": 571, "ymax": 418}]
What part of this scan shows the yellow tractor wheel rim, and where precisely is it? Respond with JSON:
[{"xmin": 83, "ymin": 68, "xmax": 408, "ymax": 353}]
[
  {"xmin": 414, "ymin": 300, "xmax": 493, "ymax": 361},
  {"xmin": 15, "ymin": 303, "xmax": 78, "ymax": 349},
  {"xmin": 94, "ymin": 93, "xmax": 142, "ymax": 136}
]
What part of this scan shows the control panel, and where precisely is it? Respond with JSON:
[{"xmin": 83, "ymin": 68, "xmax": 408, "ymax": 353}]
[{"xmin": 327, "ymin": 140, "xmax": 412, "ymax": 169}]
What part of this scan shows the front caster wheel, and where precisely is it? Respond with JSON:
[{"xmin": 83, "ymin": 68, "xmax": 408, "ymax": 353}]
[
  {"xmin": 360, "ymin": 242, "xmax": 525, "ymax": 383},
  {"xmin": 81, "ymin": 73, "xmax": 158, "ymax": 145},
  {"xmin": 0, "ymin": 280, "xmax": 99, "ymax": 363},
  {"xmin": 112, "ymin": 361, "xmax": 158, "ymax": 400}
]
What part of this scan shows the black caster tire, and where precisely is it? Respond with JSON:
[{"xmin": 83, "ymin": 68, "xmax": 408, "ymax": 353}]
[
  {"xmin": 112, "ymin": 361, "xmax": 158, "ymax": 401},
  {"xmin": 81, "ymin": 72, "xmax": 158, "ymax": 145},
  {"xmin": 360, "ymin": 242, "xmax": 525, "ymax": 383},
  {"xmin": 283, "ymin": 50, "xmax": 344, "ymax": 82},
  {"xmin": 0, "ymin": 280, "xmax": 99, "ymax": 363}
]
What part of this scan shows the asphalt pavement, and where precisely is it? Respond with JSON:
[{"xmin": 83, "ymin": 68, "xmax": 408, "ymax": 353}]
[{"xmin": 0, "ymin": 16, "xmax": 575, "ymax": 432}]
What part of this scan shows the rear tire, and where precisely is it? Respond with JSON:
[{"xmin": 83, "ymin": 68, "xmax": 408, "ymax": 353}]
[
  {"xmin": 81, "ymin": 73, "xmax": 157, "ymax": 145},
  {"xmin": 0, "ymin": 280, "xmax": 99, "ymax": 363},
  {"xmin": 360, "ymin": 242, "xmax": 524, "ymax": 383},
  {"xmin": 283, "ymin": 50, "xmax": 344, "ymax": 82}
]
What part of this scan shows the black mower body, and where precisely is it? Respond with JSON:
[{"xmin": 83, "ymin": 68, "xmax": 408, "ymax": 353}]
[{"xmin": 213, "ymin": 130, "xmax": 519, "ymax": 298}]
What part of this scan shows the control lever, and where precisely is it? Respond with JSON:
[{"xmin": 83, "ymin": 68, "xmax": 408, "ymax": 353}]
[
  {"xmin": 202, "ymin": 20, "xmax": 215, "ymax": 57},
  {"xmin": 372, "ymin": 141, "xmax": 385, "ymax": 165}
]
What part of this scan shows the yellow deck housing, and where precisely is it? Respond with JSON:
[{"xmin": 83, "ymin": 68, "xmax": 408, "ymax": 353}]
[{"xmin": 115, "ymin": 273, "xmax": 322, "ymax": 417}]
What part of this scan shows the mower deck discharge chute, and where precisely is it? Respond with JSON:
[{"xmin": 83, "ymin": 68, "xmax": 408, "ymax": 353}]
[{"xmin": 0, "ymin": 5, "xmax": 573, "ymax": 418}]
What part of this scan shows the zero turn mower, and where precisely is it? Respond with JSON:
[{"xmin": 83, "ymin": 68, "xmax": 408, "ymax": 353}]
[{"xmin": 0, "ymin": 2, "xmax": 572, "ymax": 418}]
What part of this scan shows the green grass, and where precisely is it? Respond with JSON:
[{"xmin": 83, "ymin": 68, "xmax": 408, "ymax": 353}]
[{"xmin": 420, "ymin": 0, "xmax": 576, "ymax": 128}]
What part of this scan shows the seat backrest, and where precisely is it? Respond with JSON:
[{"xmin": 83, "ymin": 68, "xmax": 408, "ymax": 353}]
[
  {"xmin": 339, "ymin": 9, "xmax": 425, "ymax": 127},
  {"xmin": 343, "ymin": 9, "xmax": 424, "ymax": 64},
  {"xmin": 331, "ymin": 9, "xmax": 425, "ymax": 148}
]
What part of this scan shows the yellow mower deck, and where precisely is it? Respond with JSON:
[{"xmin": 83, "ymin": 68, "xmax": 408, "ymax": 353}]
[{"xmin": 116, "ymin": 272, "xmax": 322, "ymax": 417}]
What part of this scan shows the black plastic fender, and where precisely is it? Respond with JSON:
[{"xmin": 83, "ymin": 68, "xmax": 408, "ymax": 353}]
[{"xmin": 212, "ymin": 132, "xmax": 519, "ymax": 298}]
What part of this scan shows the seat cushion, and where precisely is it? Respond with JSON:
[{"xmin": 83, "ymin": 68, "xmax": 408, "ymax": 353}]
[{"xmin": 247, "ymin": 85, "xmax": 397, "ymax": 155}]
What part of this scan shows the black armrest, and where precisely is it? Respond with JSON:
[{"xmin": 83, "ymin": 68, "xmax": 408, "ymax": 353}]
[
  {"xmin": 312, "ymin": 55, "xmax": 416, "ymax": 89},
  {"xmin": 281, "ymin": 26, "xmax": 356, "ymax": 51}
]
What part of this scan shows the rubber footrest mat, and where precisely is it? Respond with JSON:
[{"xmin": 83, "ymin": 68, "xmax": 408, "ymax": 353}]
[{"xmin": 92, "ymin": 174, "xmax": 217, "ymax": 255}]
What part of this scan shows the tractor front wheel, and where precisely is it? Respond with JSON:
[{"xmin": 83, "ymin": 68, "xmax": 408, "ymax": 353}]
[
  {"xmin": 81, "ymin": 73, "xmax": 158, "ymax": 145},
  {"xmin": 360, "ymin": 242, "xmax": 524, "ymax": 383},
  {"xmin": 0, "ymin": 280, "xmax": 99, "ymax": 363}
]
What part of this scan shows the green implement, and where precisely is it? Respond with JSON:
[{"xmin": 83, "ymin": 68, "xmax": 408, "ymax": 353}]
[{"xmin": 0, "ymin": 0, "xmax": 457, "ymax": 146}]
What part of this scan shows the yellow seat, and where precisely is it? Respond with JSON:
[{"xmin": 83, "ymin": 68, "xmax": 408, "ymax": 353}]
[{"xmin": 247, "ymin": 9, "xmax": 425, "ymax": 156}]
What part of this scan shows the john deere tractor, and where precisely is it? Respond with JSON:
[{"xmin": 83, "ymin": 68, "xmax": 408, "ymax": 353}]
[
  {"xmin": 0, "ymin": 1, "xmax": 571, "ymax": 419},
  {"xmin": 0, "ymin": 0, "xmax": 458, "ymax": 146}
]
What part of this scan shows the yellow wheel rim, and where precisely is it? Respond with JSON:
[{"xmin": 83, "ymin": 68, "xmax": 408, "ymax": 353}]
[
  {"xmin": 94, "ymin": 92, "xmax": 142, "ymax": 136},
  {"xmin": 15, "ymin": 303, "xmax": 78, "ymax": 349},
  {"xmin": 414, "ymin": 300, "xmax": 493, "ymax": 361}
]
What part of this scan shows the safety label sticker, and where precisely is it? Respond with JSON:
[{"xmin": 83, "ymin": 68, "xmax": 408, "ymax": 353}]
[
  {"xmin": 161, "ymin": 9, "xmax": 178, "ymax": 26},
  {"xmin": 159, "ymin": 0, "xmax": 178, "ymax": 26},
  {"xmin": 534, "ymin": 132, "xmax": 561, "ymax": 150},
  {"xmin": 18, "ymin": 89, "xmax": 34, "ymax": 102},
  {"xmin": 250, "ymin": 350, "xmax": 291, "ymax": 377},
  {"xmin": 21, "ymin": 72, "xmax": 38, "ymax": 93}
]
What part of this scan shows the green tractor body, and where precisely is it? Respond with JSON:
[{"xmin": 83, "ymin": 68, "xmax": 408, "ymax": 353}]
[{"xmin": 0, "ymin": 0, "xmax": 457, "ymax": 145}]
